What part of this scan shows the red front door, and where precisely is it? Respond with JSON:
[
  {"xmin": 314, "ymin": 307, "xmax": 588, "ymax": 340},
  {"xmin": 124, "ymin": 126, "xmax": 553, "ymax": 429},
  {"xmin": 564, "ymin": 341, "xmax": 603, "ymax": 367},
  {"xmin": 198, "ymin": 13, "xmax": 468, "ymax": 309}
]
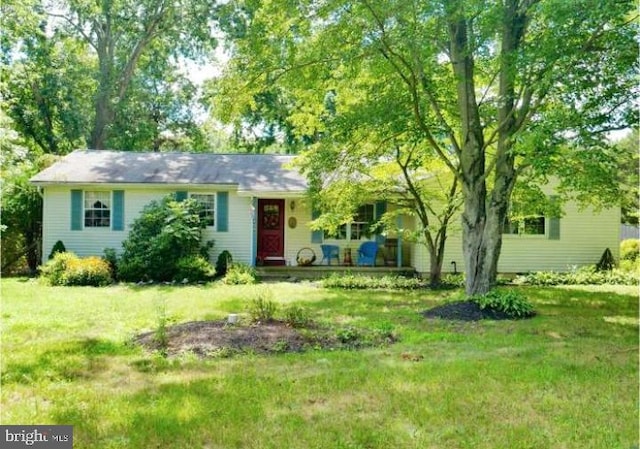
[{"xmin": 257, "ymin": 199, "xmax": 285, "ymax": 265}]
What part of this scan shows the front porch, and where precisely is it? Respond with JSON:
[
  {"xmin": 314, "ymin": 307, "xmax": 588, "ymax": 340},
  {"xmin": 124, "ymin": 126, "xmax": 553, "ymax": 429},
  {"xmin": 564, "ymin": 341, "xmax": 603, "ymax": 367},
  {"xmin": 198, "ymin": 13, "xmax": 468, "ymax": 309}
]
[{"xmin": 255, "ymin": 265, "xmax": 416, "ymax": 280}]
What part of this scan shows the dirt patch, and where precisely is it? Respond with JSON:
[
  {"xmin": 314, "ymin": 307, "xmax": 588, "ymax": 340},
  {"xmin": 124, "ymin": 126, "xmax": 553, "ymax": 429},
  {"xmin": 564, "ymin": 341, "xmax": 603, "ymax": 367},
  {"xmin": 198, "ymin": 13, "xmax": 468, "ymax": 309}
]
[
  {"xmin": 421, "ymin": 300, "xmax": 519, "ymax": 321},
  {"xmin": 135, "ymin": 320, "xmax": 396, "ymax": 357}
]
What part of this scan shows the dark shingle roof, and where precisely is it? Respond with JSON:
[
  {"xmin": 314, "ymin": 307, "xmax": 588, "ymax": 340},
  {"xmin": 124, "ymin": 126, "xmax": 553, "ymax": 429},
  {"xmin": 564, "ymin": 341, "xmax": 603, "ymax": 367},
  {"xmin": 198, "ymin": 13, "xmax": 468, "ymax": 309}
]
[{"xmin": 30, "ymin": 150, "xmax": 308, "ymax": 193}]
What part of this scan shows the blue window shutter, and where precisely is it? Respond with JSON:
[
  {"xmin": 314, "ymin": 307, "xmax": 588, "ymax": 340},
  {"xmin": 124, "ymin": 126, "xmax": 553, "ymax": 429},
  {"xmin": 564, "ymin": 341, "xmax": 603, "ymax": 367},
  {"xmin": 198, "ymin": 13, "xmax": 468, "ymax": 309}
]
[
  {"xmin": 71, "ymin": 190, "xmax": 83, "ymax": 231},
  {"xmin": 112, "ymin": 190, "xmax": 124, "ymax": 231},
  {"xmin": 311, "ymin": 209, "xmax": 323, "ymax": 244},
  {"xmin": 548, "ymin": 195, "xmax": 560, "ymax": 240},
  {"xmin": 375, "ymin": 200, "xmax": 387, "ymax": 244},
  {"xmin": 217, "ymin": 192, "xmax": 229, "ymax": 232},
  {"xmin": 175, "ymin": 191, "xmax": 188, "ymax": 202}
]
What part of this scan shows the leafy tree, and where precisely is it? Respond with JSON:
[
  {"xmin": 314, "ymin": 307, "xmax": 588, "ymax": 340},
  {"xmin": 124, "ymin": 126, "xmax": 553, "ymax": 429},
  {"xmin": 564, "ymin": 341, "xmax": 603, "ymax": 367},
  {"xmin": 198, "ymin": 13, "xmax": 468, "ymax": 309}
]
[
  {"xmin": 118, "ymin": 195, "xmax": 214, "ymax": 282},
  {"xmin": 214, "ymin": 0, "xmax": 636, "ymax": 294},
  {"xmin": 0, "ymin": 116, "xmax": 58, "ymax": 273},
  {"xmin": 614, "ymin": 129, "xmax": 639, "ymax": 226},
  {"xmin": 2, "ymin": 0, "xmax": 218, "ymax": 152},
  {"xmin": 1, "ymin": 15, "xmax": 94, "ymax": 155}
]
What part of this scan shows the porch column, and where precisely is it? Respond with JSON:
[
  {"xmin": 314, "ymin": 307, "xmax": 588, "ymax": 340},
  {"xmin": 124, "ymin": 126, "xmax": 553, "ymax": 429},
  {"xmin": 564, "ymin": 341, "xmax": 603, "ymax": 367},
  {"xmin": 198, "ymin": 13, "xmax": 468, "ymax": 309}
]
[
  {"xmin": 250, "ymin": 197, "xmax": 258, "ymax": 267},
  {"xmin": 396, "ymin": 215, "xmax": 403, "ymax": 267}
]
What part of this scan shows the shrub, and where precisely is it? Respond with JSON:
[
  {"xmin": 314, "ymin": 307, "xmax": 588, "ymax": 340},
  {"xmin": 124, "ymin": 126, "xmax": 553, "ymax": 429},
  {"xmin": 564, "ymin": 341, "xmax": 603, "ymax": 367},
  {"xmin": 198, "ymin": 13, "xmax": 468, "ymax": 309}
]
[
  {"xmin": 282, "ymin": 305, "xmax": 312, "ymax": 328},
  {"xmin": 64, "ymin": 256, "xmax": 113, "ymax": 286},
  {"xmin": 174, "ymin": 256, "xmax": 215, "ymax": 283},
  {"xmin": 322, "ymin": 273, "xmax": 425, "ymax": 289},
  {"xmin": 223, "ymin": 263, "xmax": 257, "ymax": 285},
  {"xmin": 620, "ymin": 239, "xmax": 639, "ymax": 262},
  {"xmin": 247, "ymin": 287, "xmax": 277, "ymax": 323},
  {"xmin": 48, "ymin": 240, "xmax": 66, "ymax": 260},
  {"xmin": 516, "ymin": 265, "xmax": 638, "ymax": 286},
  {"xmin": 40, "ymin": 252, "xmax": 77, "ymax": 285},
  {"xmin": 619, "ymin": 258, "xmax": 640, "ymax": 275},
  {"xmin": 118, "ymin": 195, "xmax": 214, "ymax": 282},
  {"xmin": 471, "ymin": 289, "xmax": 535, "ymax": 319},
  {"xmin": 103, "ymin": 248, "xmax": 119, "ymax": 280},
  {"xmin": 41, "ymin": 252, "xmax": 112, "ymax": 286},
  {"xmin": 215, "ymin": 250, "xmax": 233, "ymax": 277},
  {"xmin": 596, "ymin": 248, "xmax": 615, "ymax": 271}
]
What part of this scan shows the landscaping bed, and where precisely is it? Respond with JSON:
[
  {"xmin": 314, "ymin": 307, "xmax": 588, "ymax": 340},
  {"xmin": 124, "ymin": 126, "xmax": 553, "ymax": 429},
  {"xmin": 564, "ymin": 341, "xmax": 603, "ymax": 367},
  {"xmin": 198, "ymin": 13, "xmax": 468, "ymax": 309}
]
[
  {"xmin": 422, "ymin": 300, "xmax": 528, "ymax": 321},
  {"xmin": 135, "ymin": 319, "xmax": 397, "ymax": 357}
]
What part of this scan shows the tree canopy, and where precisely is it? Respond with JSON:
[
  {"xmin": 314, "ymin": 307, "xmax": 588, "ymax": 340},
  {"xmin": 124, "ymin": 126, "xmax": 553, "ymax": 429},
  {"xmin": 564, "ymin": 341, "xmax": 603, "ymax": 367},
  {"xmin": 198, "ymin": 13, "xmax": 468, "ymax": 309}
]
[
  {"xmin": 1, "ymin": 0, "xmax": 218, "ymax": 153},
  {"xmin": 213, "ymin": 0, "xmax": 637, "ymax": 294}
]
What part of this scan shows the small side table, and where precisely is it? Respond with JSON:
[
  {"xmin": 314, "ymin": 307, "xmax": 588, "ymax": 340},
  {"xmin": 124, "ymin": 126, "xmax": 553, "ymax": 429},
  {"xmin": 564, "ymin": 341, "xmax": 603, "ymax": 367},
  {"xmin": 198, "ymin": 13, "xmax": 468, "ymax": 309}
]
[{"xmin": 342, "ymin": 247, "xmax": 353, "ymax": 266}]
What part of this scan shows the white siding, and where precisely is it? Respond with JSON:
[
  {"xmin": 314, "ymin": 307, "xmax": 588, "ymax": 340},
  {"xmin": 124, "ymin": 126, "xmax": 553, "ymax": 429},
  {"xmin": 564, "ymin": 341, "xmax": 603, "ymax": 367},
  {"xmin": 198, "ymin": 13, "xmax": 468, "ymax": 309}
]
[
  {"xmin": 285, "ymin": 201, "xmax": 412, "ymax": 266},
  {"xmin": 283, "ymin": 199, "xmax": 317, "ymax": 265},
  {"xmin": 411, "ymin": 202, "xmax": 621, "ymax": 274},
  {"xmin": 41, "ymin": 186, "xmax": 254, "ymax": 264}
]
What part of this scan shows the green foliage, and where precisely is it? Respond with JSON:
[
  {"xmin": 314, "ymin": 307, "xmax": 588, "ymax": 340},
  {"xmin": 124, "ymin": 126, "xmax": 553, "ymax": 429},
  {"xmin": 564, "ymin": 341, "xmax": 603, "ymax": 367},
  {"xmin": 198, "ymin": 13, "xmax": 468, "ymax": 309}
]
[
  {"xmin": 39, "ymin": 252, "xmax": 77, "ymax": 286},
  {"xmin": 214, "ymin": 0, "xmax": 635, "ymax": 295},
  {"xmin": 48, "ymin": 240, "xmax": 66, "ymax": 260},
  {"xmin": 118, "ymin": 195, "xmax": 211, "ymax": 282},
  {"xmin": 516, "ymin": 266, "xmax": 638, "ymax": 286},
  {"xmin": 471, "ymin": 290, "xmax": 535, "ymax": 319},
  {"xmin": 335, "ymin": 326, "xmax": 361, "ymax": 345},
  {"xmin": 620, "ymin": 239, "xmax": 639, "ymax": 262},
  {"xmin": 174, "ymin": 256, "xmax": 216, "ymax": 283},
  {"xmin": 153, "ymin": 297, "xmax": 174, "ymax": 358},
  {"xmin": 596, "ymin": 248, "xmax": 616, "ymax": 271},
  {"xmin": 282, "ymin": 305, "xmax": 312, "ymax": 328},
  {"xmin": 223, "ymin": 263, "xmax": 257, "ymax": 285},
  {"xmin": 102, "ymin": 248, "xmax": 119, "ymax": 280},
  {"xmin": 1, "ymin": 148, "xmax": 54, "ymax": 274},
  {"xmin": 2, "ymin": 0, "xmax": 217, "ymax": 152},
  {"xmin": 322, "ymin": 273, "xmax": 426, "ymax": 290},
  {"xmin": 615, "ymin": 130, "xmax": 639, "ymax": 225},
  {"xmin": 619, "ymin": 259, "xmax": 640, "ymax": 275},
  {"xmin": 246, "ymin": 287, "xmax": 278, "ymax": 323},
  {"xmin": 40, "ymin": 252, "xmax": 112, "ymax": 287},
  {"xmin": 215, "ymin": 250, "xmax": 233, "ymax": 277}
]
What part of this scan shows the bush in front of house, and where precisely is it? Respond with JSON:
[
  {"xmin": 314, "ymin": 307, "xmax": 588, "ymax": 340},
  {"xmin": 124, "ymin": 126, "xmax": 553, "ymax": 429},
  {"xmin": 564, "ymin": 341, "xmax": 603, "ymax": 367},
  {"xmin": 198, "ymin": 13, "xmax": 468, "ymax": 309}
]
[
  {"xmin": 48, "ymin": 240, "xmax": 66, "ymax": 260},
  {"xmin": 620, "ymin": 239, "xmax": 639, "ymax": 261},
  {"xmin": 223, "ymin": 263, "xmax": 257, "ymax": 285},
  {"xmin": 174, "ymin": 256, "xmax": 216, "ymax": 283},
  {"xmin": 515, "ymin": 265, "xmax": 638, "ymax": 286},
  {"xmin": 322, "ymin": 273, "xmax": 426, "ymax": 290},
  {"xmin": 215, "ymin": 250, "xmax": 233, "ymax": 277},
  {"xmin": 470, "ymin": 289, "xmax": 535, "ymax": 319},
  {"xmin": 41, "ymin": 252, "xmax": 113, "ymax": 286},
  {"xmin": 117, "ymin": 195, "xmax": 215, "ymax": 282}
]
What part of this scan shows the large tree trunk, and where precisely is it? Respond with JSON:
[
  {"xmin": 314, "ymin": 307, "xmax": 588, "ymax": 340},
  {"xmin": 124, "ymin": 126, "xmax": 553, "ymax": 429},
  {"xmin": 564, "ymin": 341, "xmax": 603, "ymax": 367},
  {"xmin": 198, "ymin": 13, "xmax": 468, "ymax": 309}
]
[
  {"xmin": 449, "ymin": 0, "xmax": 526, "ymax": 295},
  {"xmin": 90, "ymin": 89, "xmax": 113, "ymax": 150},
  {"xmin": 428, "ymin": 228, "xmax": 447, "ymax": 287}
]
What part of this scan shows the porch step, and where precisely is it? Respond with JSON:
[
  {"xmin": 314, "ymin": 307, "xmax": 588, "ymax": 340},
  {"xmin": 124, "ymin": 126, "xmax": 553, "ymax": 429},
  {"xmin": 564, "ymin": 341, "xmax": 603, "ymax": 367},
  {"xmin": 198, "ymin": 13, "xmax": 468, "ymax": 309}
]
[{"xmin": 255, "ymin": 265, "xmax": 416, "ymax": 280}]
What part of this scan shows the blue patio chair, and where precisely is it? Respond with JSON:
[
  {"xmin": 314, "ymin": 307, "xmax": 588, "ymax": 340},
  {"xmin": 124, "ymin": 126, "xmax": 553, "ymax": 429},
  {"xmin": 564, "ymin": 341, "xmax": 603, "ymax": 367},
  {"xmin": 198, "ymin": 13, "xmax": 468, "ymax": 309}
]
[
  {"xmin": 357, "ymin": 241, "xmax": 378, "ymax": 266},
  {"xmin": 320, "ymin": 244, "xmax": 340, "ymax": 265}
]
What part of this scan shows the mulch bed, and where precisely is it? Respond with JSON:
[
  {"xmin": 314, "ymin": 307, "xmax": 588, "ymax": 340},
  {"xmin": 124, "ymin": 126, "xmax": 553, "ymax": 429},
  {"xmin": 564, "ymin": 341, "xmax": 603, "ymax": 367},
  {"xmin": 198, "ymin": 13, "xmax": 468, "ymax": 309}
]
[
  {"xmin": 135, "ymin": 320, "xmax": 396, "ymax": 358},
  {"xmin": 135, "ymin": 301, "xmax": 529, "ymax": 358},
  {"xmin": 421, "ymin": 300, "xmax": 517, "ymax": 321},
  {"xmin": 135, "ymin": 320, "xmax": 315, "ymax": 357}
]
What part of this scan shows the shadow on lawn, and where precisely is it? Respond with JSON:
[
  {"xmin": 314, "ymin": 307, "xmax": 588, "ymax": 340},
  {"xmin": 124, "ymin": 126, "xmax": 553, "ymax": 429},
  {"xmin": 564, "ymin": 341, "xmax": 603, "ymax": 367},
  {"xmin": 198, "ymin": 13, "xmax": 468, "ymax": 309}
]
[{"xmin": 2, "ymin": 338, "xmax": 135, "ymax": 384}]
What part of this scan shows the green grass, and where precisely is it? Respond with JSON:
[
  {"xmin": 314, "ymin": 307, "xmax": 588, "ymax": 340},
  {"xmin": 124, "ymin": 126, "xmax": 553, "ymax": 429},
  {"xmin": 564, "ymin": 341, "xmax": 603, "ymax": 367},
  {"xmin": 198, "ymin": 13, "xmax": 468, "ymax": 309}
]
[{"xmin": 1, "ymin": 278, "xmax": 638, "ymax": 449}]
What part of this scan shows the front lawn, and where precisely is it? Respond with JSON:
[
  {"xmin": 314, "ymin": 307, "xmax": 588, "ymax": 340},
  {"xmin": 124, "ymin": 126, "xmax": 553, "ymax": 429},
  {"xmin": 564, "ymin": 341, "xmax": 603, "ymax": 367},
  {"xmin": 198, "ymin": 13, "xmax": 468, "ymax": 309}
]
[{"xmin": 1, "ymin": 279, "xmax": 637, "ymax": 448}]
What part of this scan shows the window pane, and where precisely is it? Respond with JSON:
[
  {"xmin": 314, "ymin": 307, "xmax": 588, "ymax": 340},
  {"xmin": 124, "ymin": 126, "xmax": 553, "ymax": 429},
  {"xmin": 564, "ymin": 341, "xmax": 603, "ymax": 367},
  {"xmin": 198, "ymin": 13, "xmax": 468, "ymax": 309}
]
[
  {"xmin": 84, "ymin": 191, "xmax": 111, "ymax": 227},
  {"xmin": 524, "ymin": 217, "xmax": 545, "ymax": 235},
  {"xmin": 191, "ymin": 194, "xmax": 215, "ymax": 227}
]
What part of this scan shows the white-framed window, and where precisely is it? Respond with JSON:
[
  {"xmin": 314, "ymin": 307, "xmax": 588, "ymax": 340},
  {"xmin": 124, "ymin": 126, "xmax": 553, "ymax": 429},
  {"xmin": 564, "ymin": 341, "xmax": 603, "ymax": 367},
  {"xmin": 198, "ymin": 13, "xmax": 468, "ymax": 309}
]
[
  {"xmin": 84, "ymin": 191, "xmax": 111, "ymax": 228},
  {"xmin": 503, "ymin": 203, "xmax": 546, "ymax": 236},
  {"xmin": 324, "ymin": 204, "xmax": 375, "ymax": 241},
  {"xmin": 190, "ymin": 193, "xmax": 216, "ymax": 227}
]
